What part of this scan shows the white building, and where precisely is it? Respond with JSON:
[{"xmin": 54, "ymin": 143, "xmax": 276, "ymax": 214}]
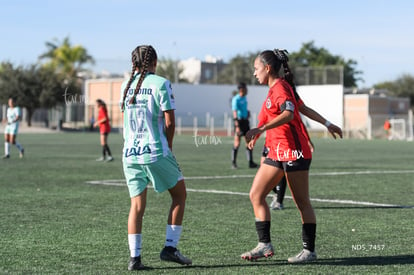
[{"xmin": 178, "ymin": 56, "xmax": 225, "ymax": 84}]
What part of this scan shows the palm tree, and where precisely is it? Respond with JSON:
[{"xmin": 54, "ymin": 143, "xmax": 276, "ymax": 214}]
[{"xmin": 39, "ymin": 36, "xmax": 95, "ymax": 78}]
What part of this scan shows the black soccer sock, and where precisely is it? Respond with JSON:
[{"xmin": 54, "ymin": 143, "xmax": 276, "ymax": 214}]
[
  {"xmin": 255, "ymin": 221, "xmax": 271, "ymax": 243},
  {"xmin": 302, "ymin": 223, "xmax": 316, "ymax": 252},
  {"xmin": 276, "ymin": 177, "xmax": 287, "ymax": 204},
  {"xmin": 246, "ymin": 147, "xmax": 253, "ymax": 163},
  {"xmin": 104, "ymin": 144, "xmax": 112, "ymax": 157},
  {"xmin": 232, "ymin": 147, "xmax": 238, "ymax": 164},
  {"xmin": 102, "ymin": 146, "xmax": 106, "ymax": 158}
]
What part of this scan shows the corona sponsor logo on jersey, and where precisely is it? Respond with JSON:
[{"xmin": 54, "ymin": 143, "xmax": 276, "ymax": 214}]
[{"xmin": 128, "ymin": 88, "xmax": 153, "ymax": 95}]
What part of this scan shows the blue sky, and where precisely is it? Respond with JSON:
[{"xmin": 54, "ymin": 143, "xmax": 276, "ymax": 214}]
[{"xmin": 1, "ymin": 0, "xmax": 413, "ymax": 87}]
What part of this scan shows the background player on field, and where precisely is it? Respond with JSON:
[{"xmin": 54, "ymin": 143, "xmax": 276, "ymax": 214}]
[
  {"xmin": 3, "ymin": 97, "xmax": 24, "ymax": 159},
  {"xmin": 94, "ymin": 99, "xmax": 113, "ymax": 162},
  {"xmin": 231, "ymin": 82, "xmax": 258, "ymax": 169}
]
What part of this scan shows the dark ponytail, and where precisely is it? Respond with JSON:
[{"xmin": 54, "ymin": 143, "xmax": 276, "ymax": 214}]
[
  {"xmin": 258, "ymin": 48, "xmax": 298, "ymax": 98},
  {"xmin": 273, "ymin": 49, "xmax": 296, "ymax": 90}
]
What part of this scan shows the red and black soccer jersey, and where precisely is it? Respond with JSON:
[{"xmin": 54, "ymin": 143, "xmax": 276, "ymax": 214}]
[
  {"xmin": 258, "ymin": 79, "xmax": 311, "ymax": 161},
  {"xmin": 98, "ymin": 106, "xmax": 111, "ymax": 134}
]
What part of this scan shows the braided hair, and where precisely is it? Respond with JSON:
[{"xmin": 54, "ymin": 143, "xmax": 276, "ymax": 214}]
[
  {"xmin": 258, "ymin": 49, "xmax": 297, "ymax": 95},
  {"xmin": 121, "ymin": 45, "xmax": 157, "ymax": 111}
]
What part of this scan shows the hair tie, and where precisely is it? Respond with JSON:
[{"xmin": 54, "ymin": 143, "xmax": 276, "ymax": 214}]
[{"xmin": 273, "ymin": 49, "xmax": 289, "ymax": 63}]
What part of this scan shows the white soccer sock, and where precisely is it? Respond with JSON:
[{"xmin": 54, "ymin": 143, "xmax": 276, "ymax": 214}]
[
  {"xmin": 165, "ymin": 224, "xmax": 182, "ymax": 248},
  {"xmin": 5, "ymin": 142, "xmax": 10, "ymax": 156},
  {"xmin": 128, "ymin": 234, "xmax": 142, "ymax": 257},
  {"xmin": 15, "ymin": 142, "xmax": 23, "ymax": 152}
]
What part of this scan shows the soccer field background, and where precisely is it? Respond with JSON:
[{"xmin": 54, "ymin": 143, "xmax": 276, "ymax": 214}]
[{"xmin": 0, "ymin": 132, "xmax": 413, "ymax": 274}]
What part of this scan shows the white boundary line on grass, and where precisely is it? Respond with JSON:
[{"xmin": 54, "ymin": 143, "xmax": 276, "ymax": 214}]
[
  {"xmin": 184, "ymin": 169, "xmax": 414, "ymax": 180},
  {"xmin": 183, "ymin": 189, "xmax": 405, "ymax": 208},
  {"xmin": 86, "ymin": 169, "xmax": 414, "ymax": 208}
]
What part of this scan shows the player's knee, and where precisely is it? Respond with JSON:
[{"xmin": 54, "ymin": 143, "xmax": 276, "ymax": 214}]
[
  {"xmin": 178, "ymin": 188, "xmax": 187, "ymax": 202},
  {"xmin": 171, "ymin": 181, "xmax": 187, "ymax": 202},
  {"xmin": 130, "ymin": 200, "xmax": 145, "ymax": 216},
  {"xmin": 295, "ymin": 199, "xmax": 312, "ymax": 212},
  {"xmin": 249, "ymin": 190, "xmax": 261, "ymax": 204}
]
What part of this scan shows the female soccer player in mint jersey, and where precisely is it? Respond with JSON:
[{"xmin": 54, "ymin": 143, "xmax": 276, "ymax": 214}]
[
  {"xmin": 120, "ymin": 45, "xmax": 191, "ymax": 270},
  {"xmin": 3, "ymin": 97, "xmax": 24, "ymax": 159}
]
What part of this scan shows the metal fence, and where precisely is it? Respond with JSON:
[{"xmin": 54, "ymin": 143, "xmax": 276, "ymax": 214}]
[{"xmin": 294, "ymin": 66, "xmax": 344, "ymax": 86}]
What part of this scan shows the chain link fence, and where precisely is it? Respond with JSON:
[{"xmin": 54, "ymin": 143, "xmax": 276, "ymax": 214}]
[{"xmin": 293, "ymin": 66, "xmax": 344, "ymax": 86}]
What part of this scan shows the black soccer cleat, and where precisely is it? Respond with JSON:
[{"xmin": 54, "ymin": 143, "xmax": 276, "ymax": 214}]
[
  {"xmin": 128, "ymin": 256, "xmax": 146, "ymax": 271},
  {"xmin": 160, "ymin": 246, "xmax": 192, "ymax": 265}
]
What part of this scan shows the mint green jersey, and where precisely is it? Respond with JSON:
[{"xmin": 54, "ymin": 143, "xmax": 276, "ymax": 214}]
[
  {"xmin": 120, "ymin": 73, "xmax": 176, "ymax": 164},
  {"xmin": 5, "ymin": 107, "xmax": 21, "ymax": 135},
  {"xmin": 7, "ymin": 106, "xmax": 21, "ymax": 125}
]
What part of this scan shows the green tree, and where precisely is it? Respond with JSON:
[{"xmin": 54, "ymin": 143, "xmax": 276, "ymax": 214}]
[
  {"xmin": 374, "ymin": 74, "xmax": 414, "ymax": 108},
  {"xmin": 38, "ymin": 36, "xmax": 94, "ymax": 121},
  {"xmin": 39, "ymin": 36, "xmax": 95, "ymax": 78},
  {"xmin": 156, "ymin": 57, "xmax": 188, "ymax": 83},
  {"xmin": 0, "ymin": 63, "xmax": 40, "ymax": 126},
  {"xmin": 215, "ymin": 41, "xmax": 362, "ymax": 87},
  {"xmin": 217, "ymin": 53, "xmax": 259, "ymax": 85},
  {"xmin": 0, "ymin": 63, "xmax": 70, "ymax": 126},
  {"xmin": 289, "ymin": 41, "xmax": 362, "ymax": 87}
]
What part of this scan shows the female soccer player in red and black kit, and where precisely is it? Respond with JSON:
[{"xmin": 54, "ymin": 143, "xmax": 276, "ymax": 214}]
[
  {"xmin": 263, "ymin": 85, "xmax": 342, "ymax": 210},
  {"xmin": 240, "ymin": 49, "xmax": 341, "ymax": 263},
  {"xmin": 94, "ymin": 99, "xmax": 113, "ymax": 162}
]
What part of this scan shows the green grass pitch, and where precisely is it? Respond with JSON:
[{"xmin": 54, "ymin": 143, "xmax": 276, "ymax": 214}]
[{"xmin": 0, "ymin": 132, "xmax": 413, "ymax": 274}]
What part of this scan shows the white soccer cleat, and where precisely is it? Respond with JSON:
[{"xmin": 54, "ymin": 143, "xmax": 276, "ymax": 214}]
[
  {"xmin": 241, "ymin": 242, "xmax": 274, "ymax": 261},
  {"xmin": 288, "ymin": 249, "xmax": 317, "ymax": 263},
  {"xmin": 269, "ymin": 195, "xmax": 284, "ymax": 210}
]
